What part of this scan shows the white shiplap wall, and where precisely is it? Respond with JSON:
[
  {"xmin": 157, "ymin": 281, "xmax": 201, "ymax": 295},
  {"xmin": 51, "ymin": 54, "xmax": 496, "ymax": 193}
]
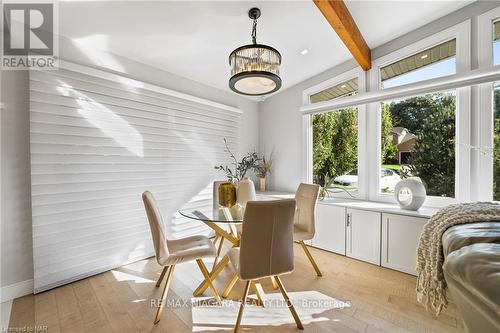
[{"xmin": 30, "ymin": 62, "xmax": 241, "ymax": 293}]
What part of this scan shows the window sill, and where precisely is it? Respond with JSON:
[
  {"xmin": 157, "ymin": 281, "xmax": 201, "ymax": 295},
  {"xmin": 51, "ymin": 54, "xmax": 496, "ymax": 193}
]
[
  {"xmin": 257, "ymin": 191, "xmax": 441, "ymax": 219},
  {"xmin": 318, "ymin": 197, "xmax": 439, "ymax": 219},
  {"xmin": 372, "ymin": 192, "xmax": 457, "ymax": 209}
]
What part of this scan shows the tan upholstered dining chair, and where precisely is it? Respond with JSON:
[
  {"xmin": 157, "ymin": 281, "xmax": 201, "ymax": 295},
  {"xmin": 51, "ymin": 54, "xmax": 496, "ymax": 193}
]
[
  {"xmin": 293, "ymin": 183, "xmax": 322, "ymax": 276},
  {"xmin": 228, "ymin": 199, "xmax": 304, "ymax": 333},
  {"xmin": 142, "ymin": 191, "xmax": 221, "ymax": 324}
]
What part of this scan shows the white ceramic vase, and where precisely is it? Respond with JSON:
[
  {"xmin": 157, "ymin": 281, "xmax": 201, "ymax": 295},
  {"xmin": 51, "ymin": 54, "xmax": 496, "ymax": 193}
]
[
  {"xmin": 236, "ymin": 178, "xmax": 256, "ymax": 208},
  {"xmin": 394, "ymin": 177, "xmax": 426, "ymax": 211}
]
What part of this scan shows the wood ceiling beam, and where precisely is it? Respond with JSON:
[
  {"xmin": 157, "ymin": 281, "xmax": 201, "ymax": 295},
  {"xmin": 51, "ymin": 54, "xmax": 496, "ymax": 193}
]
[{"xmin": 313, "ymin": 0, "xmax": 371, "ymax": 70}]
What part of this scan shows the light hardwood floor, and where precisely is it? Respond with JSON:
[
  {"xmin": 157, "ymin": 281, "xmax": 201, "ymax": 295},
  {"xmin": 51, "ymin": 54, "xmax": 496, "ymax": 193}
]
[{"xmin": 8, "ymin": 244, "xmax": 464, "ymax": 333}]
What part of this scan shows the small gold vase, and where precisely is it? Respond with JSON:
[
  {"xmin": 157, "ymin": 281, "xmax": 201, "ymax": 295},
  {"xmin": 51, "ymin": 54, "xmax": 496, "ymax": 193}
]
[{"xmin": 218, "ymin": 182, "xmax": 237, "ymax": 208}]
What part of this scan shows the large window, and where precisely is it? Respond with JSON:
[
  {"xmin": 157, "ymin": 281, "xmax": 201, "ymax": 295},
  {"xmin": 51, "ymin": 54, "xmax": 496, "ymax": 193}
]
[
  {"xmin": 378, "ymin": 39, "xmax": 458, "ymax": 198},
  {"xmin": 310, "ymin": 78, "xmax": 358, "ymax": 103},
  {"xmin": 304, "ymin": 21, "xmax": 472, "ymax": 205},
  {"xmin": 380, "ymin": 92, "xmax": 456, "ymax": 197},
  {"xmin": 312, "ymin": 108, "xmax": 358, "ymax": 192},
  {"xmin": 309, "ymin": 78, "xmax": 360, "ymax": 193},
  {"xmin": 381, "ymin": 39, "xmax": 456, "ymax": 89}
]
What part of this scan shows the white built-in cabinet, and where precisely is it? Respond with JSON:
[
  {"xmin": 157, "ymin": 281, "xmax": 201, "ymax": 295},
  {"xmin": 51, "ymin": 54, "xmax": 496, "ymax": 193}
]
[
  {"xmin": 346, "ymin": 209, "xmax": 381, "ymax": 265},
  {"xmin": 311, "ymin": 202, "xmax": 431, "ymax": 276},
  {"xmin": 381, "ymin": 213, "xmax": 428, "ymax": 275},
  {"xmin": 258, "ymin": 193, "xmax": 432, "ymax": 276},
  {"xmin": 313, "ymin": 205, "xmax": 346, "ymax": 255}
]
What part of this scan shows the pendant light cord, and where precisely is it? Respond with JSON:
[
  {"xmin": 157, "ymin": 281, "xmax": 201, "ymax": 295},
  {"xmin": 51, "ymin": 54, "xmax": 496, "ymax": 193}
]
[{"xmin": 251, "ymin": 18, "xmax": 257, "ymax": 44}]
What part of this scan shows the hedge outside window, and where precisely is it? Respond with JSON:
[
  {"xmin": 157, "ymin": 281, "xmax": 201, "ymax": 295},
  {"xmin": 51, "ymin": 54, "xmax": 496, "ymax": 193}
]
[{"xmin": 312, "ymin": 108, "xmax": 358, "ymax": 192}]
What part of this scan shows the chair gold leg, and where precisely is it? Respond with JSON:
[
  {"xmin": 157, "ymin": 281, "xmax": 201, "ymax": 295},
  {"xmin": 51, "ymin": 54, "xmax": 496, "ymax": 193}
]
[
  {"xmin": 234, "ymin": 280, "xmax": 251, "ymax": 333},
  {"xmin": 155, "ymin": 266, "xmax": 169, "ymax": 287},
  {"xmin": 154, "ymin": 265, "xmax": 175, "ymax": 324},
  {"xmin": 222, "ymin": 272, "xmax": 239, "ymax": 298},
  {"xmin": 299, "ymin": 240, "xmax": 322, "ymax": 277},
  {"xmin": 274, "ymin": 276, "xmax": 304, "ymax": 330},
  {"xmin": 251, "ymin": 281, "xmax": 265, "ymax": 307},
  {"xmin": 196, "ymin": 259, "xmax": 222, "ymax": 303},
  {"xmin": 270, "ymin": 276, "xmax": 278, "ymax": 289}
]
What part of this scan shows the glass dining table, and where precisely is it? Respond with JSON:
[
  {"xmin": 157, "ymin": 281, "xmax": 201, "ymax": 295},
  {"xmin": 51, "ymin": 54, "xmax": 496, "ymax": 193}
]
[
  {"xmin": 178, "ymin": 205, "xmax": 243, "ymax": 245},
  {"xmin": 178, "ymin": 204, "xmax": 279, "ymax": 300}
]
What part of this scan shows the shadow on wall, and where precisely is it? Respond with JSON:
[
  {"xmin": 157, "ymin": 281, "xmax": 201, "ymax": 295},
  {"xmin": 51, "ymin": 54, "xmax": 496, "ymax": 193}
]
[
  {"xmin": 30, "ymin": 70, "xmax": 238, "ymax": 291},
  {"xmin": 56, "ymin": 79, "xmax": 144, "ymax": 157}
]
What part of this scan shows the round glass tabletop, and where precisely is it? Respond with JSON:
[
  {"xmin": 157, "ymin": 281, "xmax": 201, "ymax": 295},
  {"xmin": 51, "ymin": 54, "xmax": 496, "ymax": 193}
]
[{"xmin": 178, "ymin": 206, "xmax": 244, "ymax": 223}]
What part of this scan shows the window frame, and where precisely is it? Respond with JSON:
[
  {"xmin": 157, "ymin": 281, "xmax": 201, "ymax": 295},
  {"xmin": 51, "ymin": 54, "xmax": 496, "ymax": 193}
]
[
  {"xmin": 368, "ymin": 20, "xmax": 471, "ymax": 206},
  {"xmin": 379, "ymin": 40, "xmax": 457, "ymax": 89},
  {"xmin": 477, "ymin": 7, "xmax": 500, "ymax": 201},
  {"xmin": 302, "ymin": 67, "xmax": 367, "ymax": 199}
]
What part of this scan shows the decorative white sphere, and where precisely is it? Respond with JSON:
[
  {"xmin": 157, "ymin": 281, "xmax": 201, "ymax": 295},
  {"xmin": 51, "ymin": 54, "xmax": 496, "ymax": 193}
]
[{"xmin": 394, "ymin": 177, "xmax": 426, "ymax": 211}]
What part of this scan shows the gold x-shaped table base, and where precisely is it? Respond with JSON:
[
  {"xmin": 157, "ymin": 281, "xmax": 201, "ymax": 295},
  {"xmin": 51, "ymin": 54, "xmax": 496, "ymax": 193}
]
[
  {"xmin": 193, "ymin": 208, "xmax": 270, "ymax": 305},
  {"xmin": 193, "ymin": 217, "xmax": 239, "ymax": 297}
]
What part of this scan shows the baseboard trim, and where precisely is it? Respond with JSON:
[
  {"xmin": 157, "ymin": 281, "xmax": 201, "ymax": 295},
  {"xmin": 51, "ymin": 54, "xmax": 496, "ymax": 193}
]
[{"xmin": 0, "ymin": 280, "xmax": 34, "ymax": 303}]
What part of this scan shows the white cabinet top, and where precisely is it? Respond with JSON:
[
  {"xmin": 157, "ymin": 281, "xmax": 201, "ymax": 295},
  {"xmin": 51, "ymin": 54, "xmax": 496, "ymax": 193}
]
[{"xmin": 257, "ymin": 191, "xmax": 439, "ymax": 219}]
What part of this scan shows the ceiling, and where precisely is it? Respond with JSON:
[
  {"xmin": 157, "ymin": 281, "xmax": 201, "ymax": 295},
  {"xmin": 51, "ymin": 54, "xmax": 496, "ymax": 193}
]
[{"xmin": 58, "ymin": 1, "xmax": 474, "ymax": 97}]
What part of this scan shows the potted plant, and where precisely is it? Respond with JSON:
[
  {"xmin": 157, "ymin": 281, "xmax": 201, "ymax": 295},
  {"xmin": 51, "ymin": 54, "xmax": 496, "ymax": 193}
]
[
  {"xmin": 318, "ymin": 174, "xmax": 355, "ymax": 200},
  {"xmin": 214, "ymin": 138, "xmax": 261, "ymax": 207},
  {"xmin": 214, "ymin": 138, "xmax": 260, "ymax": 182},
  {"xmin": 254, "ymin": 153, "xmax": 273, "ymax": 192},
  {"xmin": 318, "ymin": 174, "xmax": 333, "ymax": 200}
]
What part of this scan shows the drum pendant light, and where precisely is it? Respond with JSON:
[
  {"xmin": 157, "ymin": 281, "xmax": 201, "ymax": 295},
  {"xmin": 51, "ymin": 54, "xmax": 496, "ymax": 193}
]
[{"xmin": 229, "ymin": 8, "xmax": 282, "ymax": 96}]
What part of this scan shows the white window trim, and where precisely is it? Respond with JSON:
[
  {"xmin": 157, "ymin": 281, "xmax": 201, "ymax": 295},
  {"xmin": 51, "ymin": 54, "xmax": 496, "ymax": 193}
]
[
  {"xmin": 368, "ymin": 20, "xmax": 471, "ymax": 207},
  {"xmin": 302, "ymin": 67, "xmax": 367, "ymax": 199},
  {"xmin": 477, "ymin": 7, "xmax": 500, "ymax": 201}
]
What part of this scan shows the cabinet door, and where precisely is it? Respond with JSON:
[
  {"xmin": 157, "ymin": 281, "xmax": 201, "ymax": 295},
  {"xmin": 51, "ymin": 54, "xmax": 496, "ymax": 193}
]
[
  {"xmin": 381, "ymin": 213, "xmax": 427, "ymax": 275},
  {"xmin": 312, "ymin": 205, "xmax": 346, "ymax": 255},
  {"xmin": 346, "ymin": 209, "xmax": 381, "ymax": 265}
]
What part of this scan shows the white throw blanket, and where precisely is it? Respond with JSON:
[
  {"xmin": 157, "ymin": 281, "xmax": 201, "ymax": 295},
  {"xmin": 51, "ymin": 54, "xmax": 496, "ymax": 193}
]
[{"xmin": 416, "ymin": 202, "xmax": 500, "ymax": 315}]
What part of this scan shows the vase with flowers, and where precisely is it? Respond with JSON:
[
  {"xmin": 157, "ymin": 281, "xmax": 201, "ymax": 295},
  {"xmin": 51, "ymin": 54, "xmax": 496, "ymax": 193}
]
[{"xmin": 254, "ymin": 153, "xmax": 273, "ymax": 192}]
